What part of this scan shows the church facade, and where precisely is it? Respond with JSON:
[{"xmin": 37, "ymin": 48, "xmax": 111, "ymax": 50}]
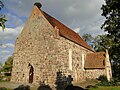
[{"xmin": 11, "ymin": 3, "xmax": 112, "ymax": 87}]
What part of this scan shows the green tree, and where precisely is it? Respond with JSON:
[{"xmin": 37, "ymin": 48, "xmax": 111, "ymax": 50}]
[
  {"xmin": 0, "ymin": 1, "xmax": 7, "ymax": 30},
  {"xmin": 82, "ymin": 33, "xmax": 94, "ymax": 48},
  {"xmin": 101, "ymin": 0, "xmax": 120, "ymax": 41},
  {"xmin": 0, "ymin": 62, "xmax": 2, "ymax": 67},
  {"xmin": 0, "ymin": 62, "xmax": 3, "ymax": 72},
  {"xmin": 101, "ymin": 0, "xmax": 120, "ymax": 79},
  {"xmin": 82, "ymin": 34, "xmax": 112, "ymax": 51},
  {"xmin": 82, "ymin": 33, "xmax": 93, "ymax": 42},
  {"xmin": 93, "ymin": 35, "xmax": 113, "ymax": 52},
  {"xmin": 3, "ymin": 56, "xmax": 13, "ymax": 72}
]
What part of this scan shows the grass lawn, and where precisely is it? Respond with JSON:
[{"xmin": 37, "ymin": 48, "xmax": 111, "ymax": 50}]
[{"xmin": 89, "ymin": 86, "xmax": 120, "ymax": 90}]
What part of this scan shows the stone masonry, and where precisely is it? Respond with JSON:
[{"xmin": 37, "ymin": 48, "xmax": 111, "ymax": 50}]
[{"xmin": 11, "ymin": 3, "xmax": 112, "ymax": 88}]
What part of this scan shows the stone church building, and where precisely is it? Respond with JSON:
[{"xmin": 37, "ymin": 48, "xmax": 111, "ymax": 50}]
[{"xmin": 11, "ymin": 3, "xmax": 112, "ymax": 87}]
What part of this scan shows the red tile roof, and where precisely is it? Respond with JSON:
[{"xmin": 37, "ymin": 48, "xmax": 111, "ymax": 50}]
[
  {"xmin": 41, "ymin": 10, "xmax": 93, "ymax": 51},
  {"xmin": 85, "ymin": 52, "xmax": 106, "ymax": 69}
]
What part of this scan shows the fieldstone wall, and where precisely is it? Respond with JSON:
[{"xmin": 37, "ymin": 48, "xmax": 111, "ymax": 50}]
[
  {"xmin": 11, "ymin": 15, "xmax": 58, "ymax": 85},
  {"xmin": 55, "ymin": 36, "xmax": 92, "ymax": 84},
  {"xmin": 11, "ymin": 8, "xmax": 93, "ymax": 88},
  {"xmin": 84, "ymin": 69, "xmax": 106, "ymax": 79}
]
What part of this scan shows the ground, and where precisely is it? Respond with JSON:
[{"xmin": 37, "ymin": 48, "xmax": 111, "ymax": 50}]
[
  {"xmin": 0, "ymin": 80, "xmax": 120, "ymax": 90},
  {"xmin": 0, "ymin": 82, "xmax": 21, "ymax": 89},
  {"xmin": 0, "ymin": 81, "xmax": 38, "ymax": 90}
]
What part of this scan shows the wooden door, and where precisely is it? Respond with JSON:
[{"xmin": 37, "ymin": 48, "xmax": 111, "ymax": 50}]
[{"xmin": 29, "ymin": 65, "xmax": 34, "ymax": 83}]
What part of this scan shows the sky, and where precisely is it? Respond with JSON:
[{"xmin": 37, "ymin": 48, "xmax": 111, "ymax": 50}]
[{"xmin": 0, "ymin": 0, "xmax": 105, "ymax": 64}]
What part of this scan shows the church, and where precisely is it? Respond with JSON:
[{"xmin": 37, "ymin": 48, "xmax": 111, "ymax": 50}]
[{"xmin": 11, "ymin": 3, "xmax": 112, "ymax": 87}]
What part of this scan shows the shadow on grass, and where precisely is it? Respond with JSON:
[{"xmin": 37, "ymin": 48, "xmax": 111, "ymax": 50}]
[
  {"xmin": 14, "ymin": 85, "xmax": 30, "ymax": 90},
  {"xmin": 0, "ymin": 87, "xmax": 8, "ymax": 90},
  {"xmin": 37, "ymin": 85, "xmax": 52, "ymax": 90},
  {"xmin": 55, "ymin": 71, "xmax": 86, "ymax": 90}
]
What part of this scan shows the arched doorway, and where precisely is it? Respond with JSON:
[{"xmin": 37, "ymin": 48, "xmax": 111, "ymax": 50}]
[{"xmin": 29, "ymin": 65, "xmax": 34, "ymax": 83}]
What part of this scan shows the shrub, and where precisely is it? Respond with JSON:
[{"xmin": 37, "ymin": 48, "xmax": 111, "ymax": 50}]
[
  {"xmin": 96, "ymin": 75, "xmax": 120, "ymax": 86},
  {"xmin": 97, "ymin": 75, "xmax": 108, "ymax": 82}
]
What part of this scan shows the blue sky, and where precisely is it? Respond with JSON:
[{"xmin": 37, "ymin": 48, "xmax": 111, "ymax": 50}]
[{"xmin": 0, "ymin": 0, "xmax": 105, "ymax": 64}]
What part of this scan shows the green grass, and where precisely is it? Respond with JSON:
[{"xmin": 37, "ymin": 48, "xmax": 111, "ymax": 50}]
[{"xmin": 89, "ymin": 86, "xmax": 120, "ymax": 90}]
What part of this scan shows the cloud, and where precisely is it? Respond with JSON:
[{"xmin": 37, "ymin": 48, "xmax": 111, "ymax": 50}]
[
  {"xmin": 0, "ymin": 43, "xmax": 14, "ymax": 48},
  {"xmin": 3, "ymin": 0, "xmax": 105, "ymax": 36},
  {"xmin": 4, "ymin": 0, "xmax": 36, "ymax": 17},
  {"xmin": 74, "ymin": 27, "xmax": 80, "ymax": 33},
  {"xmin": 41, "ymin": 0, "xmax": 105, "ymax": 36},
  {"xmin": 0, "ymin": 49, "xmax": 12, "ymax": 63},
  {"xmin": 0, "ymin": 27, "xmax": 22, "ymax": 63},
  {"xmin": 1, "ymin": 50, "xmax": 10, "ymax": 54},
  {"xmin": 0, "ymin": 54, "xmax": 11, "ymax": 64},
  {"xmin": 0, "ymin": 26, "xmax": 23, "ymax": 42},
  {"xmin": 0, "ymin": 0, "xmax": 106, "ymax": 63},
  {"xmin": 6, "ymin": 13, "xmax": 24, "ymax": 28}
]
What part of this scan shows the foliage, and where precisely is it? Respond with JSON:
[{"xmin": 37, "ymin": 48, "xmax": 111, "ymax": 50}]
[
  {"xmin": 101, "ymin": 0, "xmax": 120, "ymax": 79},
  {"xmin": 82, "ymin": 33, "xmax": 94, "ymax": 50},
  {"xmin": 0, "ymin": 1, "xmax": 7, "ymax": 30},
  {"xmin": 97, "ymin": 75, "xmax": 108, "ymax": 82},
  {"xmin": 82, "ymin": 33, "xmax": 93, "ymax": 45},
  {"xmin": 89, "ymin": 86, "xmax": 120, "ymax": 90},
  {"xmin": 82, "ymin": 34, "xmax": 112, "ymax": 51},
  {"xmin": 0, "ymin": 62, "xmax": 3, "ymax": 67},
  {"xmin": 0, "ymin": 62, "xmax": 3, "ymax": 74},
  {"xmin": 96, "ymin": 75, "xmax": 120, "ymax": 86},
  {"xmin": 2, "ymin": 56, "xmax": 13, "ymax": 73},
  {"xmin": 0, "ymin": 15, "xmax": 7, "ymax": 30},
  {"xmin": 96, "ymin": 80, "xmax": 119, "ymax": 86},
  {"xmin": 101, "ymin": 0, "xmax": 120, "ymax": 41},
  {"xmin": 94, "ymin": 35, "xmax": 113, "ymax": 51},
  {"xmin": 0, "ymin": 76, "xmax": 11, "ymax": 82},
  {"xmin": 112, "ymin": 64, "xmax": 120, "ymax": 81}
]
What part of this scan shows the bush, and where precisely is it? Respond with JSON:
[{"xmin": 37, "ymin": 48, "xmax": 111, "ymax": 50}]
[
  {"xmin": 96, "ymin": 75, "xmax": 120, "ymax": 86},
  {"xmin": 97, "ymin": 75, "xmax": 108, "ymax": 82},
  {"xmin": 96, "ymin": 80, "xmax": 120, "ymax": 86}
]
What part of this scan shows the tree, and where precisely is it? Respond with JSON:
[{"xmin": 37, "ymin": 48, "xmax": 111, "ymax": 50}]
[
  {"xmin": 101, "ymin": 0, "xmax": 120, "ymax": 42},
  {"xmin": 82, "ymin": 34, "xmax": 112, "ymax": 51},
  {"xmin": 82, "ymin": 33, "xmax": 94, "ymax": 48},
  {"xmin": 0, "ymin": 62, "xmax": 3, "ymax": 74},
  {"xmin": 0, "ymin": 1, "xmax": 7, "ymax": 30},
  {"xmin": 101, "ymin": 0, "xmax": 120, "ymax": 79},
  {"xmin": 93, "ymin": 35, "xmax": 113, "ymax": 52},
  {"xmin": 2, "ymin": 56, "xmax": 13, "ymax": 72},
  {"xmin": 0, "ymin": 62, "xmax": 2, "ymax": 67},
  {"xmin": 82, "ymin": 33, "xmax": 93, "ymax": 42}
]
